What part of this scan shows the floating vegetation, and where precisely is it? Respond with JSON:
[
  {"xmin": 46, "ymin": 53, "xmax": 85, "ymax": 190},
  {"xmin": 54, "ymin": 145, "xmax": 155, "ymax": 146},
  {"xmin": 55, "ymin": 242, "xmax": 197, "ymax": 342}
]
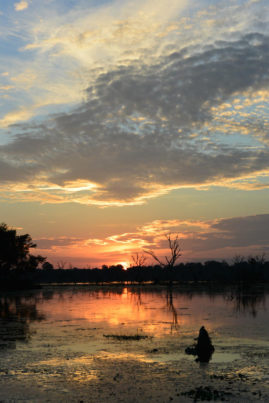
[
  {"xmin": 103, "ymin": 334, "xmax": 150, "ymax": 341},
  {"xmin": 181, "ymin": 386, "xmax": 232, "ymax": 401}
]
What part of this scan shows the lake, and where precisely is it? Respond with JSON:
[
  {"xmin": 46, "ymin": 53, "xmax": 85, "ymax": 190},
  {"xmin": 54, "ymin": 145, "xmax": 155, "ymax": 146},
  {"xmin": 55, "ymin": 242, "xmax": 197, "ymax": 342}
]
[{"xmin": 0, "ymin": 284, "xmax": 269, "ymax": 402}]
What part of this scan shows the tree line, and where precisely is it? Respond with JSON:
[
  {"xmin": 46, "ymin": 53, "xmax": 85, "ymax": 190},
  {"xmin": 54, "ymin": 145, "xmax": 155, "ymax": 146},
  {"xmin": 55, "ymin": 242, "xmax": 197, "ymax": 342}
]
[
  {"xmin": 0, "ymin": 223, "xmax": 268, "ymax": 288},
  {"xmin": 34, "ymin": 257, "xmax": 269, "ymax": 285}
]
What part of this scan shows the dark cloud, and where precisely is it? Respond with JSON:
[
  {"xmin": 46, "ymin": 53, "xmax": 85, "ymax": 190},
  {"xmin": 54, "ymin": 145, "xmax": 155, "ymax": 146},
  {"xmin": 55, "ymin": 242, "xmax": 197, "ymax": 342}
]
[
  {"xmin": 0, "ymin": 158, "xmax": 35, "ymax": 181},
  {"xmin": 182, "ymin": 214, "xmax": 269, "ymax": 253},
  {"xmin": 93, "ymin": 33, "xmax": 269, "ymax": 125},
  {"xmin": 1, "ymin": 32, "xmax": 269, "ymax": 203},
  {"xmin": 211, "ymin": 214, "xmax": 269, "ymax": 246}
]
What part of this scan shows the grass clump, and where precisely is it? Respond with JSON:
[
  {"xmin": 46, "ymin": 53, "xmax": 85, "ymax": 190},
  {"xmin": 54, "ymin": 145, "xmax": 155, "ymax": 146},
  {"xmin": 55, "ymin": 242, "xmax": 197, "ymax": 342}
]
[
  {"xmin": 103, "ymin": 334, "xmax": 150, "ymax": 341},
  {"xmin": 181, "ymin": 386, "xmax": 232, "ymax": 401}
]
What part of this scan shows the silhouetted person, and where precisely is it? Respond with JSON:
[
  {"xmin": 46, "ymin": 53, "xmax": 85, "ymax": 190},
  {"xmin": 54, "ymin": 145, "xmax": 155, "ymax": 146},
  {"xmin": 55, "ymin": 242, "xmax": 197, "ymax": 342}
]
[{"xmin": 185, "ymin": 326, "xmax": 214, "ymax": 362}]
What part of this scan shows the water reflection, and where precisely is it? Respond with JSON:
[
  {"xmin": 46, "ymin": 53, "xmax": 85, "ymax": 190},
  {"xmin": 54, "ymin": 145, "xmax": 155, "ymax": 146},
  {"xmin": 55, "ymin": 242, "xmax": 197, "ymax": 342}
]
[
  {"xmin": 34, "ymin": 285, "xmax": 269, "ymax": 336},
  {"xmin": 166, "ymin": 288, "xmax": 178, "ymax": 330},
  {"xmin": 0, "ymin": 293, "xmax": 45, "ymax": 349},
  {"xmin": 0, "ymin": 285, "xmax": 268, "ymax": 350},
  {"xmin": 227, "ymin": 285, "xmax": 266, "ymax": 317},
  {"xmin": 38, "ymin": 286, "xmax": 186, "ymax": 336}
]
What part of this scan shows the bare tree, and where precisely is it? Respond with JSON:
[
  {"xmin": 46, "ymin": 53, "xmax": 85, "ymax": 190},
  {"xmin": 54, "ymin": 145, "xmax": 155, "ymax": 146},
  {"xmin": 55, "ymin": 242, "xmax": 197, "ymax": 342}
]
[
  {"xmin": 56, "ymin": 260, "xmax": 66, "ymax": 269},
  {"xmin": 233, "ymin": 254, "xmax": 266, "ymax": 266},
  {"xmin": 131, "ymin": 252, "xmax": 147, "ymax": 268},
  {"xmin": 232, "ymin": 255, "xmax": 245, "ymax": 265},
  {"xmin": 144, "ymin": 234, "xmax": 181, "ymax": 270}
]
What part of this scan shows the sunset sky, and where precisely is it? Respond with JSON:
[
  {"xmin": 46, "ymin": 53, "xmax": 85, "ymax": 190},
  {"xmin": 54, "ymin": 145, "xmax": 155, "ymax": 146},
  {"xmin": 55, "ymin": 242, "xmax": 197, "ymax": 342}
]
[{"xmin": 0, "ymin": 0, "xmax": 269, "ymax": 267}]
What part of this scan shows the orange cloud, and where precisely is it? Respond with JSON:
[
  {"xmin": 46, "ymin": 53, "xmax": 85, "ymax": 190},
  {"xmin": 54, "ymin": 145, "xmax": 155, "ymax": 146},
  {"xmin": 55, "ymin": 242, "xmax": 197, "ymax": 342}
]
[
  {"xmin": 34, "ymin": 214, "xmax": 269, "ymax": 267},
  {"xmin": 34, "ymin": 218, "xmax": 215, "ymax": 267}
]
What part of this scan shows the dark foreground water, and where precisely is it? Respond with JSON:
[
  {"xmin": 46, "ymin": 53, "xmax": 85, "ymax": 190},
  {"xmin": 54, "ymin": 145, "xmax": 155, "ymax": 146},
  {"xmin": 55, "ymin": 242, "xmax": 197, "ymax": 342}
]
[{"xmin": 0, "ymin": 284, "xmax": 269, "ymax": 402}]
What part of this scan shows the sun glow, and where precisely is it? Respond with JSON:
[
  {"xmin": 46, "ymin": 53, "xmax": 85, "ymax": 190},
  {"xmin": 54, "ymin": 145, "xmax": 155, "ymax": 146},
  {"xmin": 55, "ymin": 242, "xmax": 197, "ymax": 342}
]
[{"xmin": 119, "ymin": 261, "xmax": 129, "ymax": 270}]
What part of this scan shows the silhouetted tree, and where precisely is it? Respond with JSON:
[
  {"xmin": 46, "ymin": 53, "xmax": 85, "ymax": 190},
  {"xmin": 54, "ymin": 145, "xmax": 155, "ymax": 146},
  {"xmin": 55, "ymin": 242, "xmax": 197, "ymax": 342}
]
[
  {"xmin": 0, "ymin": 223, "xmax": 45, "ymax": 273},
  {"xmin": 56, "ymin": 260, "xmax": 67, "ymax": 269},
  {"xmin": 42, "ymin": 261, "xmax": 54, "ymax": 270},
  {"xmin": 131, "ymin": 252, "xmax": 147, "ymax": 268},
  {"xmin": 247, "ymin": 253, "xmax": 266, "ymax": 265},
  {"xmin": 144, "ymin": 234, "xmax": 181, "ymax": 270},
  {"xmin": 233, "ymin": 255, "xmax": 246, "ymax": 265}
]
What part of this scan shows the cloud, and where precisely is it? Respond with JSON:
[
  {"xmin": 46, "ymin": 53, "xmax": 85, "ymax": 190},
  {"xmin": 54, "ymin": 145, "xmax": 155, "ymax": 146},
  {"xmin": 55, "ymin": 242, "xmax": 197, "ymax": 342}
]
[
  {"xmin": 111, "ymin": 214, "xmax": 269, "ymax": 260},
  {"xmin": 34, "ymin": 236, "xmax": 83, "ymax": 250},
  {"xmin": 1, "ymin": 33, "xmax": 269, "ymax": 204},
  {"xmin": 0, "ymin": 107, "xmax": 35, "ymax": 127},
  {"xmin": 1, "ymin": 0, "xmax": 188, "ymax": 128},
  {"xmin": 0, "ymin": 1, "xmax": 268, "ymax": 205},
  {"xmin": 2, "ymin": 0, "xmax": 267, "ymax": 126},
  {"xmin": 34, "ymin": 214, "xmax": 269, "ymax": 266},
  {"xmin": 14, "ymin": 1, "xmax": 29, "ymax": 11}
]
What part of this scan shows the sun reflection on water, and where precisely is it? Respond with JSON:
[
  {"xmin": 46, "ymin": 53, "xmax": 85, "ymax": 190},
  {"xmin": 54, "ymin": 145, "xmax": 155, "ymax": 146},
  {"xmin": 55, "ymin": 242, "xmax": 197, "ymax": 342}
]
[
  {"xmin": 27, "ymin": 285, "xmax": 269, "ymax": 344},
  {"xmin": 39, "ymin": 287, "xmax": 188, "ymax": 336}
]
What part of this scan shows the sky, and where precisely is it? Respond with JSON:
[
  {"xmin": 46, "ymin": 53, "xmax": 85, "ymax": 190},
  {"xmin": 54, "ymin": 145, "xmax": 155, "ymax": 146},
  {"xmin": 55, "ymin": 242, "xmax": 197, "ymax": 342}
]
[{"xmin": 0, "ymin": 0, "xmax": 269, "ymax": 268}]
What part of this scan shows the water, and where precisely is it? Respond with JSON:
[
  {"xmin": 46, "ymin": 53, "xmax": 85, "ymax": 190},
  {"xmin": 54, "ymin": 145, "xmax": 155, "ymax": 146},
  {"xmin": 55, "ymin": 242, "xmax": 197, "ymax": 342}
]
[{"xmin": 0, "ymin": 284, "xmax": 269, "ymax": 402}]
